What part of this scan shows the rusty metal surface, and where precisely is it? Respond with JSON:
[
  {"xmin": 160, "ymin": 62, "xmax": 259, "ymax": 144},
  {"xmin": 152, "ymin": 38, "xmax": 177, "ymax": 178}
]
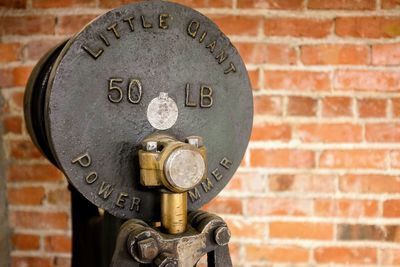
[
  {"xmin": 110, "ymin": 210, "xmax": 232, "ymax": 267},
  {"xmin": 26, "ymin": 0, "xmax": 253, "ymax": 221}
]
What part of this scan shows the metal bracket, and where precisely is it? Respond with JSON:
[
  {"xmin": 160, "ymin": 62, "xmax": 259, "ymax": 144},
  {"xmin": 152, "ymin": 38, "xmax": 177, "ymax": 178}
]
[{"xmin": 111, "ymin": 211, "xmax": 232, "ymax": 267}]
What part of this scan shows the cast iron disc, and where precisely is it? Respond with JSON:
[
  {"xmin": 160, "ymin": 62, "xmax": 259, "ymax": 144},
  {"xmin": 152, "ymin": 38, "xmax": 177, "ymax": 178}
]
[{"xmin": 45, "ymin": 0, "xmax": 253, "ymax": 221}]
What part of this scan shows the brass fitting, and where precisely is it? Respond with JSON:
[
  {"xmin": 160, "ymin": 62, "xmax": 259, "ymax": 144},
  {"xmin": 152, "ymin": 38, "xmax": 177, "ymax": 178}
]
[{"xmin": 138, "ymin": 134, "xmax": 207, "ymax": 234}]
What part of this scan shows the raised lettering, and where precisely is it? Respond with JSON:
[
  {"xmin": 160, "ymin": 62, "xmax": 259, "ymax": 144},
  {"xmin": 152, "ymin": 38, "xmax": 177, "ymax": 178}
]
[
  {"xmin": 215, "ymin": 50, "xmax": 228, "ymax": 64},
  {"xmin": 98, "ymin": 182, "xmax": 114, "ymax": 199},
  {"xmin": 127, "ymin": 79, "xmax": 142, "ymax": 104},
  {"xmin": 159, "ymin": 13, "xmax": 170, "ymax": 29},
  {"xmin": 72, "ymin": 152, "xmax": 91, "ymax": 167},
  {"xmin": 99, "ymin": 34, "xmax": 110, "ymax": 46},
  {"xmin": 189, "ymin": 187, "xmax": 201, "ymax": 202},
  {"xmin": 200, "ymin": 86, "xmax": 213, "ymax": 108},
  {"xmin": 85, "ymin": 172, "xmax": 98, "ymax": 184},
  {"xmin": 187, "ymin": 20, "xmax": 199, "ymax": 38},
  {"xmin": 130, "ymin": 197, "xmax": 141, "ymax": 212},
  {"xmin": 107, "ymin": 23, "xmax": 120, "ymax": 39},
  {"xmin": 199, "ymin": 31, "xmax": 207, "ymax": 43},
  {"xmin": 115, "ymin": 192, "xmax": 128, "ymax": 208},
  {"xmin": 220, "ymin": 157, "xmax": 232, "ymax": 169},
  {"xmin": 123, "ymin": 16, "xmax": 135, "ymax": 31},
  {"xmin": 205, "ymin": 40, "xmax": 216, "ymax": 53},
  {"xmin": 141, "ymin": 15, "xmax": 153, "ymax": 28},
  {"xmin": 82, "ymin": 44, "xmax": 104, "ymax": 60},
  {"xmin": 185, "ymin": 84, "xmax": 197, "ymax": 107},
  {"xmin": 201, "ymin": 178, "xmax": 214, "ymax": 193},
  {"xmin": 211, "ymin": 168, "xmax": 222, "ymax": 181},
  {"xmin": 224, "ymin": 62, "xmax": 236, "ymax": 74},
  {"xmin": 108, "ymin": 78, "xmax": 123, "ymax": 103}
]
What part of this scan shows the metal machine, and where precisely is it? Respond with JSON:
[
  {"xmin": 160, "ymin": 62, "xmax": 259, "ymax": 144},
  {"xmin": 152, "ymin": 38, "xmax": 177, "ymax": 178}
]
[{"xmin": 24, "ymin": 1, "xmax": 253, "ymax": 266}]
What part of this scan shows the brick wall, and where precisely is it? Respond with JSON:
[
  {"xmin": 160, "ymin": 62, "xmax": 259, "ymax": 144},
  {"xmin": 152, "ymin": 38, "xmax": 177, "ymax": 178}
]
[{"xmin": 1, "ymin": 0, "xmax": 400, "ymax": 266}]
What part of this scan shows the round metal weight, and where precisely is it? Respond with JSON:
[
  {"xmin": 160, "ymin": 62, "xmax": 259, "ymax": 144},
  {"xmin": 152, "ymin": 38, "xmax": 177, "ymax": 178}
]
[{"xmin": 26, "ymin": 0, "xmax": 253, "ymax": 221}]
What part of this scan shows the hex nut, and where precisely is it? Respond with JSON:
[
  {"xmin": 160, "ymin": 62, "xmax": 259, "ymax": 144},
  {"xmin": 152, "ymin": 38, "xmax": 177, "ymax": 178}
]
[
  {"xmin": 214, "ymin": 226, "xmax": 231, "ymax": 246},
  {"xmin": 154, "ymin": 253, "xmax": 178, "ymax": 267},
  {"xmin": 137, "ymin": 237, "xmax": 159, "ymax": 262},
  {"xmin": 145, "ymin": 141, "xmax": 158, "ymax": 152},
  {"xmin": 185, "ymin": 136, "xmax": 203, "ymax": 148}
]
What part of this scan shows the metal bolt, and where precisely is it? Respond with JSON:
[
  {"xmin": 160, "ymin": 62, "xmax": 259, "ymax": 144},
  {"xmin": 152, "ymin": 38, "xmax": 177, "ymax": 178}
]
[
  {"xmin": 185, "ymin": 136, "xmax": 203, "ymax": 148},
  {"xmin": 214, "ymin": 226, "xmax": 231, "ymax": 246},
  {"xmin": 154, "ymin": 253, "xmax": 178, "ymax": 267},
  {"xmin": 136, "ymin": 237, "xmax": 159, "ymax": 262},
  {"xmin": 145, "ymin": 141, "xmax": 158, "ymax": 152}
]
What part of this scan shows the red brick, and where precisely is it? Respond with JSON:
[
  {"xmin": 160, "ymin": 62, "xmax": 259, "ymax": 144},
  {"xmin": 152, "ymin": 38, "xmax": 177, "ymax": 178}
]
[
  {"xmin": 203, "ymin": 197, "xmax": 242, "ymax": 215},
  {"xmin": 11, "ymin": 233, "xmax": 40, "ymax": 250},
  {"xmin": 381, "ymin": 249, "xmax": 400, "ymax": 265},
  {"xmin": 372, "ymin": 43, "xmax": 400, "ymax": 65},
  {"xmin": 8, "ymin": 163, "xmax": 63, "ymax": 182},
  {"xmin": 13, "ymin": 66, "xmax": 33, "ymax": 87},
  {"xmin": 56, "ymin": 15, "xmax": 97, "ymax": 35},
  {"xmin": 236, "ymin": 172, "xmax": 266, "ymax": 193},
  {"xmin": 24, "ymin": 39, "xmax": 62, "ymax": 60},
  {"xmin": 211, "ymin": 15, "xmax": 262, "ymax": 36},
  {"xmin": 235, "ymin": 42, "xmax": 266, "ymax": 64},
  {"xmin": 32, "ymin": 0, "xmax": 95, "ymax": 8},
  {"xmin": 366, "ymin": 123, "xmax": 400, "ymax": 142},
  {"xmin": 8, "ymin": 186, "xmax": 45, "ymax": 205},
  {"xmin": 319, "ymin": 150, "xmax": 386, "ymax": 169},
  {"xmin": 315, "ymin": 247, "xmax": 377, "ymax": 264},
  {"xmin": 251, "ymin": 149, "xmax": 315, "ymax": 168},
  {"xmin": 383, "ymin": 199, "xmax": 400, "ymax": 217},
  {"xmin": 0, "ymin": 0, "xmax": 26, "ymax": 8},
  {"xmin": 246, "ymin": 245, "xmax": 309, "ymax": 262},
  {"xmin": 265, "ymin": 44, "xmax": 297, "ymax": 65},
  {"xmin": 322, "ymin": 97, "xmax": 353, "ymax": 117},
  {"xmin": 265, "ymin": 70, "xmax": 330, "ymax": 91},
  {"xmin": 301, "ymin": 44, "xmax": 369, "ymax": 65},
  {"xmin": 315, "ymin": 199, "xmax": 379, "ymax": 217},
  {"xmin": 254, "ymin": 95, "xmax": 283, "ymax": 116},
  {"xmin": 336, "ymin": 17, "xmax": 400, "ymax": 38},
  {"xmin": 335, "ymin": 70, "xmax": 400, "ymax": 91},
  {"xmin": 248, "ymin": 69, "xmax": 260, "ymax": 90},
  {"xmin": 265, "ymin": 18, "xmax": 333, "ymax": 38},
  {"xmin": 269, "ymin": 221, "xmax": 333, "ymax": 240},
  {"xmin": 296, "ymin": 123, "xmax": 362, "ymax": 143},
  {"xmin": 394, "ymin": 98, "xmax": 400, "ymax": 116},
  {"xmin": 238, "ymin": 0, "xmax": 304, "ymax": 9},
  {"xmin": 340, "ymin": 175, "xmax": 400, "ymax": 193},
  {"xmin": 10, "ymin": 91, "xmax": 24, "ymax": 111},
  {"xmin": 358, "ymin": 99, "xmax": 387, "ymax": 118},
  {"xmin": 251, "ymin": 123, "xmax": 291, "ymax": 141},
  {"xmin": 382, "ymin": 0, "xmax": 400, "ymax": 8},
  {"xmin": 248, "ymin": 198, "xmax": 313, "ymax": 216},
  {"xmin": 391, "ymin": 150, "xmax": 400, "ymax": 168},
  {"xmin": 9, "ymin": 139, "xmax": 42, "ymax": 159},
  {"xmin": 45, "ymin": 235, "xmax": 72, "ymax": 253},
  {"xmin": 0, "ymin": 68, "xmax": 14, "ymax": 88},
  {"xmin": 225, "ymin": 218, "xmax": 265, "ymax": 238},
  {"xmin": 0, "ymin": 16, "xmax": 55, "ymax": 35},
  {"xmin": 48, "ymin": 188, "xmax": 71, "ymax": 205},
  {"xmin": 287, "ymin": 96, "xmax": 317, "ymax": 116},
  {"xmin": 269, "ymin": 174, "xmax": 336, "ymax": 193},
  {"xmin": 3, "ymin": 116, "xmax": 22, "ymax": 134},
  {"xmin": 308, "ymin": 0, "xmax": 375, "ymax": 9},
  {"xmin": 10, "ymin": 211, "xmax": 69, "ymax": 229},
  {"xmin": 11, "ymin": 257, "xmax": 52, "ymax": 267},
  {"xmin": 54, "ymin": 257, "xmax": 72, "ymax": 267},
  {"xmin": 0, "ymin": 43, "xmax": 21, "ymax": 62},
  {"xmin": 337, "ymin": 224, "xmax": 400, "ymax": 242}
]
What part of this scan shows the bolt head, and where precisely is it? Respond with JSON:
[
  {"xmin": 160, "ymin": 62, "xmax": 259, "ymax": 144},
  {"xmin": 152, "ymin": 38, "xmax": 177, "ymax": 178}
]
[
  {"xmin": 137, "ymin": 238, "xmax": 159, "ymax": 262},
  {"xmin": 214, "ymin": 226, "xmax": 231, "ymax": 246},
  {"xmin": 185, "ymin": 136, "xmax": 203, "ymax": 148},
  {"xmin": 154, "ymin": 253, "xmax": 178, "ymax": 267},
  {"xmin": 145, "ymin": 141, "xmax": 158, "ymax": 152}
]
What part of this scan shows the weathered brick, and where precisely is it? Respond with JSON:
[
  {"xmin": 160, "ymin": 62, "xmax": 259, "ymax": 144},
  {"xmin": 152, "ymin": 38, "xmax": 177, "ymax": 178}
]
[
  {"xmin": 11, "ymin": 233, "xmax": 40, "ymax": 250},
  {"xmin": 269, "ymin": 174, "xmax": 336, "ymax": 193},
  {"xmin": 13, "ymin": 66, "xmax": 33, "ymax": 87},
  {"xmin": 336, "ymin": 17, "xmax": 400, "ymax": 38},
  {"xmin": 8, "ymin": 186, "xmax": 45, "ymax": 205},
  {"xmin": 211, "ymin": 15, "xmax": 262, "ymax": 36},
  {"xmin": 45, "ymin": 235, "xmax": 72, "ymax": 253},
  {"xmin": 287, "ymin": 96, "xmax": 317, "ymax": 116},
  {"xmin": 8, "ymin": 163, "xmax": 63, "ymax": 182},
  {"xmin": 265, "ymin": 44, "xmax": 297, "ymax": 65},
  {"xmin": 270, "ymin": 221, "xmax": 333, "ymax": 240},
  {"xmin": 254, "ymin": 95, "xmax": 283, "ymax": 116},
  {"xmin": 3, "ymin": 116, "xmax": 22, "ymax": 134},
  {"xmin": 382, "ymin": 0, "xmax": 400, "ymax": 8},
  {"xmin": 358, "ymin": 99, "xmax": 387, "ymax": 118},
  {"xmin": 315, "ymin": 199, "xmax": 378, "ymax": 217},
  {"xmin": 337, "ymin": 224, "xmax": 400, "ymax": 242},
  {"xmin": 11, "ymin": 257, "xmax": 52, "ymax": 267},
  {"xmin": 0, "ymin": 43, "xmax": 21, "ymax": 62},
  {"xmin": 32, "ymin": 0, "xmax": 95, "ymax": 8},
  {"xmin": 383, "ymin": 199, "xmax": 400, "ymax": 217},
  {"xmin": 308, "ymin": 0, "xmax": 375, "ymax": 9},
  {"xmin": 314, "ymin": 247, "xmax": 377, "ymax": 264},
  {"xmin": 381, "ymin": 249, "xmax": 400, "ymax": 265},
  {"xmin": 251, "ymin": 123, "xmax": 291, "ymax": 141},
  {"xmin": 10, "ymin": 211, "xmax": 69, "ymax": 229},
  {"xmin": 372, "ymin": 43, "xmax": 400, "ymax": 65},
  {"xmin": 56, "ymin": 15, "xmax": 97, "ymax": 35},
  {"xmin": 335, "ymin": 70, "xmax": 400, "ymax": 91},
  {"xmin": 340, "ymin": 175, "xmax": 400, "ymax": 193},
  {"xmin": 319, "ymin": 150, "xmax": 387, "ymax": 169},
  {"xmin": 248, "ymin": 198, "xmax": 313, "ymax": 216},
  {"xmin": 296, "ymin": 123, "xmax": 362, "ymax": 143},
  {"xmin": 238, "ymin": 0, "xmax": 304, "ymax": 9},
  {"xmin": 203, "ymin": 197, "xmax": 242, "ymax": 215},
  {"xmin": 366, "ymin": 123, "xmax": 400, "ymax": 142},
  {"xmin": 251, "ymin": 149, "xmax": 315, "ymax": 168},
  {"xmin": 0, "ymin": 0, "xmax": 26, "ymax": 8},
  {"xmin": 321, "ymin": 97, "xmax": 353, "ymax": 117},
  {"xmin": 246, "ymin": 245, "xmax": 309, "ymax": 263},
  {"xmin": 265, "ymin": 71, "xmax": 330, "ymax": 91},
  {"xmin": 301, "ymin": 44, "xmax": 369, "ymax": 65},
  {"xmin": 265, "ymin": 18, "xmax": 333, "ymax": 38},
  {"xmin": 0, "ymin": 16, "xmax": 55, "ymax": 35},
  {"xmin": 9, "ymin": 139, "xmax": 42, "ymax": 159}
]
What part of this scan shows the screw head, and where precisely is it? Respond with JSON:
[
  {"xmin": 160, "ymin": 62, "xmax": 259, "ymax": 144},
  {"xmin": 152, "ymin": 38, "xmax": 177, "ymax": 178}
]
[
  {"xmin": 214, "ymin": 226, "xmax": 231, "ymax": 246},
  {"xmin": 137, "ymin": 238, "xmax": 159, "ymax": 262},
  {"xmin": 145, "ymin": 141, "xmax": 158, "ymax": 152},
  {"xmin": 185, "ymin": 136, "xmax": 203, "ymax": 148},
  {"xmin": 154, "ymin": 253, "xmax": 178, "ymax": 267}
]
